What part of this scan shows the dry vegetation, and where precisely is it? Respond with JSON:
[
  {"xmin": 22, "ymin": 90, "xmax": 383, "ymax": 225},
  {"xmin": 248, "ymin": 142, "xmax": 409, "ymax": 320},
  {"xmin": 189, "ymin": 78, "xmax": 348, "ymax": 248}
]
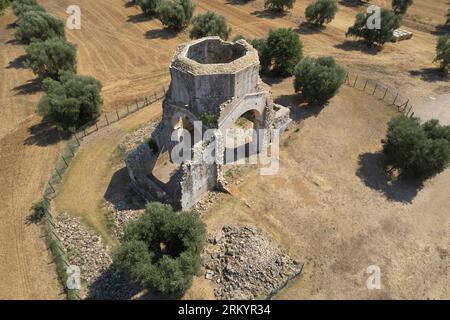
[{"xmin": 0, "ymin": 0, "xmax": 448, "ymax": 299}]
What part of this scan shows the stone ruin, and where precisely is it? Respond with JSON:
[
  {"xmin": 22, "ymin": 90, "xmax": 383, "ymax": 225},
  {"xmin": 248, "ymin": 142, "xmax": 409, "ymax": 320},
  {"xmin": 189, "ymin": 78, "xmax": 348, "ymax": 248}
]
[{"xmin": 126, "ymin": 37, "xmax": 291, "ymax": 210}]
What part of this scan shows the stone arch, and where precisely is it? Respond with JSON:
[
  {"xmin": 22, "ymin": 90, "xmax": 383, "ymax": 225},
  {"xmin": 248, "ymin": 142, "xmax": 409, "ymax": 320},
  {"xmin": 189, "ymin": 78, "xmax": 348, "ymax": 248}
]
[{"xmin": 222, "ymin": 108, "xmax": 263, "ymax": 164}]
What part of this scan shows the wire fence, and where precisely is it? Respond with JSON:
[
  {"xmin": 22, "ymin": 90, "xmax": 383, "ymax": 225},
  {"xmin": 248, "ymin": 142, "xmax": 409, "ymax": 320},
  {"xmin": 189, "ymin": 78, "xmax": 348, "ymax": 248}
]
[
  {"xmin": 344, "ymin": 72, "xmax": 415, "ymax": 118},
  {"xmin": 38, "ymin": 87, "xmax": 166, "ymax": 300}
]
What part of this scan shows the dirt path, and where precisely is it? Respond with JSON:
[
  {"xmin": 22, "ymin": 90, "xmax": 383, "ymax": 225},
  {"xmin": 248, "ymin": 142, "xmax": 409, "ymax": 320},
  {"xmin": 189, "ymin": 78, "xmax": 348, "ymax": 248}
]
[
  {"xmin": 0, "ymin": 116, "xmax": 63, "ymax": 299},
  {"xmin": 53, "ymin": 103, "xmax": 162, "ymax": 246}
]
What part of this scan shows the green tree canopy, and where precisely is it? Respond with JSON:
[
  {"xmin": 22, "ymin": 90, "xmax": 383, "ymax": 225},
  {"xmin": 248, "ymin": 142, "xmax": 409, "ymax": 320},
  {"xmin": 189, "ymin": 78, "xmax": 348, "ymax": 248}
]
[
  {"xmin": 190, "ymin": 11, "xmax": 231, "ymax": 40},
  {"xmin": 1, "ymin": 0, "xmax": 12, "ymax": 15},
  {"xmin": 136, "ymin": 0, "xmax": 161, "ymax": 17},
  {"xmin": 293, "ymin": 56, "xmax": 346, "ymax": 104},
  {"xmin": 15, "ymin": 10, "xmax": 65, "ymax": 44},
  {"xmin": 434, "ymin": 35, "xmax": 450, "ymax": 74},
  {"xmin": 392, "ymin": 0, "xmax": 413, "ymax": 15},
  {"xmin": 305, "ymin": 0, "xmax": 338, "ymax": 26},
  {"xmin": 346, "ymin": 9, "xmax": 401, "ymax": 46},
  {"xmin": 12, "ymin": 0, "xmax": 45, "ymax": 17},
  {"xmin": 258, "ymin": 28, "xmax": 303, "ymax": 76},
  {"xmin": 383, "ymin": 116, "xmax": 450, "ymax": 180},
  {"xmin": 38, "ymin": 71, "xmax": 102, "ymax": 132},
  {"xmin": 25, "ymin": 38, "xmax": 77, "ymax": 79},
  {"xmin": 264, "ymin": 0, "xmax": 296, "ymax": 12},
  {"xmin": 156, "ymin": 0, "xmax": 195, "ymax": 30},
  {"xmin": 113, "ymin": 203, "xmax": 206, "ymax": 296}
]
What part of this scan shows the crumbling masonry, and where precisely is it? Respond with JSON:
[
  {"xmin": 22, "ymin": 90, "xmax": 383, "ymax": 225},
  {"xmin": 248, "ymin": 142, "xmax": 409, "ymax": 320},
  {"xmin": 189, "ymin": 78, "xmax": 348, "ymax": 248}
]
[{"xmin": 126, "ymin": 37, "xmax": 291, "ymax": 210}]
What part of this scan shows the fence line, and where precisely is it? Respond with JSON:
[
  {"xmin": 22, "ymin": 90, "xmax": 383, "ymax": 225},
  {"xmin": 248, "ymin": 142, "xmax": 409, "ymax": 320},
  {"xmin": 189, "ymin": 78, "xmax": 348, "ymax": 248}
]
[
  {"xmin": 38, "ymin": 87, "xmax": 166, "ymax": 299},
  {"xmin": 344, "ymin": 72, "xmax": 415, "ymax": 118}
]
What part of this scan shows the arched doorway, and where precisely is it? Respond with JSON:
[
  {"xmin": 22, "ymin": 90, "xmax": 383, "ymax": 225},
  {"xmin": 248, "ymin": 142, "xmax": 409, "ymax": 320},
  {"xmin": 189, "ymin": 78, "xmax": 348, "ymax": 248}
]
[{"xmin": 224, "ymin": 109, "xmax": 262, "ymax": 164}]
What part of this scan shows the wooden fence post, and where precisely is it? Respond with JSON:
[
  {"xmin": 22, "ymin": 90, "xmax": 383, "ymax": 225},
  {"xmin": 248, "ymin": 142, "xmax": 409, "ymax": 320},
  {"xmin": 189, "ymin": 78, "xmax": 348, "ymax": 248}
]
[
  {"xmin": 74, "ymin": 134, "xmax": 80, "ymax": 146},
  {"xmin": 363, "ymin": 79, "xmax": 368, "ymax": 91},
  {"xmin": 48, "ymin": 182, "xmax": 55, "ymax": 193},
  {"xmin": 105, "ymin": 114, "xmax": 109, "ymax": 125},
  {"xmin": 382, "ymin": 87, "xmax": 388, "ymax": 100},
  {"xmin": 61, "ymin": 156, "xmax": 69, "ymax": 168},
  {"xmin": 372, "ymin": 84, "xmax": 378, "ymax": 95},
  {"xmin": 392, "ymin": 93, "xmax": 399, "ymax": 106},
  {"xmin": 116, "ymin": 110, "xmax": 120, "ymax": 121},
  {"xmin": 353, "ymin": 75, "xmax": 358, "ymax": 87}
]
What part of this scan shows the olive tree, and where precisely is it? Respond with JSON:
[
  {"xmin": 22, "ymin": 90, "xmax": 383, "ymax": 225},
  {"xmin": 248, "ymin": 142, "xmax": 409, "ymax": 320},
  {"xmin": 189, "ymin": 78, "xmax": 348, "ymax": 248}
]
[
  {"xmin": 305, "ymin": 0, "xmax": 338, "ymax": 26},
  {"xmin": 293, "ymin": 56, "xmax": 346, "ymax": 104},
  {"xmin": 383, "ymin": 116, "xmax": 450, "ymax": 180},
  {"xmin": 258, "ymin": 28, "xmax": 303, "ymax": 76},
  {"xmin": 346, "ymin": 9, "xmax": 401, "ymax": 46},
  {"xmin": 156, "ymin": 0, "xmax": 195, "ymax": 30},
  {"xmin": 38, "ymin": 71, "xmax": 102, "ymax": 132},
  {"xmin": 264, "ymin": 0, "xmax": 296, "ymax": 12},
  {"xmin": 113, "ymin": 203, "xmax": 206, "ymax": 296},
  {"xmin": 15, "ymin": 10, "xmax": 65, "ymax": 44},
  {"xmin": 190, "ymin": 11, "xmax": 231, "ymax": 40},
  {"xmin": 25, "ymin": 38, "xmax": 77, "ymax": 79},
  {"xmin": 12, "ymin": 0, "xmax": 45, "ymax": 17},
  {"xmin": 392, "ymin": 0, "xmax": 413, "ymax": 15},
  {"xmin": 136, "ymin": 0, "xmax": 160, "ymax": 17},
  {"xmin": 434, "ymin": 36, "xmax": 450, "ymax": 74}
]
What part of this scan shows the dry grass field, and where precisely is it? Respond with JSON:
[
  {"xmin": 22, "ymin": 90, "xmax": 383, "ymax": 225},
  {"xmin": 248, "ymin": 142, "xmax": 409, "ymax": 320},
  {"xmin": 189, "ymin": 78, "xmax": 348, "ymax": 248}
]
[{"xmin": 0, "ymin": 0, "xmax": 448, "ymax": 299}]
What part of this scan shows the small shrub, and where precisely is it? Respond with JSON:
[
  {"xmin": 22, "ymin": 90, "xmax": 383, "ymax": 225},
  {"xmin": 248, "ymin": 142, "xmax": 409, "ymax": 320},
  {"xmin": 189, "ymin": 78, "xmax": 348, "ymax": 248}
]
[
  {"xmin": 38, "ymin": 71, "xmax": 102, "ymax": 132},
  {"xmin": 25, "ymin": 37, "xmax": 77, "ymax": 79},
  {"xmin": 305, "ymin": 0, "xmax": 338, "ymax": 26},
  {"xmin": 293, "ymin": 56, "xmax": 346, "ymax": 104},
  {"xmin": 29, "ymin": 200, "xmax": 48, "ymax": 222},
  {"xmin": 113, "ymin": 203, "xmax": 206, "ymax": 296},
  {"xmin": 200, "ymin": 111, "xmax": 215, "ymax": 126},
  {"xmin": 156, "ymin": 0, "xmax": 195, "ymax": 30},
  {"xmin": 190, "ymin": 11, "xmax": 231, "ymax": 40}
]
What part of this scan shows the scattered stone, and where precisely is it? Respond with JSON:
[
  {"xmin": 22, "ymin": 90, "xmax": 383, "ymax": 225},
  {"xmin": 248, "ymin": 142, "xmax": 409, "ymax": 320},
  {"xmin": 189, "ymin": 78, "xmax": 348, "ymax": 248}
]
[
  {"xmin": 202, "ymin": 226, "xmax": 302, "ymax": 300},
  {"xmin": 54, "ymin": 213, "xmax": 140, "ymax": 299}
]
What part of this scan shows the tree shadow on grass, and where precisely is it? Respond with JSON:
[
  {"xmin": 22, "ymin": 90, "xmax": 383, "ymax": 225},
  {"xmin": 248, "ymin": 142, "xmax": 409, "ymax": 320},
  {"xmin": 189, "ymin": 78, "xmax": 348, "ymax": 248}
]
[
  {"xmin": 7, "ymin": 54, "xmax": 28, "ymax": 69},
  {"xmin": 13, "ymin": 77, "xmax": 42, "ymax": 96},
  {"xmin": 274, "ymin": 93, "xmax": 329, "ymax": 122},
  {"xmin": 251, "ymin": 9, "xmax": 287, "ymax": 19},
  {"xmin": 23, "ymin": 121, "xmax": 69, "ymax": 147},
  {"xmin": 295, "ymin": 21, "xmax": 326, "ymax": 35},
  {"xmin": 409, "ymin": 68, "xmax": 447, "ymax": 82},
  {"xmin": 431, "ymin": 24, "xmax": 450, "ymax": 36},
  {"xmin": 145, "ymin": 28, "xmax": 178, "ymax": 40},
  {"xmin": 126, "ymin": 13, "xmax": 151, "ymax": 23},
  {"xmin": 104, "ymin": 167, "xmax": 146, "ymax": 211},
  {"xmin": 334, "ymin": 40, "xmax": 383, "ymax": 55},
  {"xmin": 356, "ymin": 152, "xmax": 423, "ymax": 203},
  {"xmin": 338, "ymin": 0, "xmax": 367, "ymax": 8}
]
